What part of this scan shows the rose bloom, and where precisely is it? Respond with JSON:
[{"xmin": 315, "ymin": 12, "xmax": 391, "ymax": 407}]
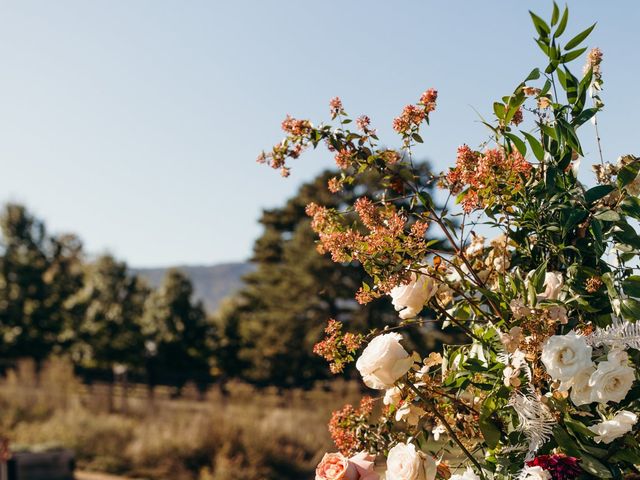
[
  {"xmin": 355, "ymin": 333, "xmax": 414, "ymax": 389},
  {"xmin": 541, "ymin": 332, "xmax": 593, "ymax": 382},
  {"xmin": 385, "ymin": 443, "xmax": 436, "ymax": 480},
  {"xmin": 521, "ymin": 465, "xmax": 552, "ymax": 480},
  {"xmin": 559, "ymin": 365, "xmax": 595, "ymax": 406},
  {"xmin": 526, "ymin": 454, "xmax": 582, "ymax": 480},
  {"xmin": 540, "ymin": 271, "xmax": 564, "ymax": 300},
  {"xmin": 390, "ymin": 271, "xmax": 437, "ymax": 319},
  {"xmin": 589, "ymin": 410, "xmax": 638, "ymax": 444},
  {"xmin": 450, "ymin": 467, "xmax": 481, "ymax": 480},
  {"xmin": 316, "ymin": 451, "xmax": 379, "ymax": 480},
  {"xmin": 589, "ymin": 350, "xmax": 635, "ymax": 404}
]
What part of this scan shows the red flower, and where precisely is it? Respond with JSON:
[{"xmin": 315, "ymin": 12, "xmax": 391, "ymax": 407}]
[{"xmin": 526, "ymin": 454, "xmax": 581, "ymax": 480}]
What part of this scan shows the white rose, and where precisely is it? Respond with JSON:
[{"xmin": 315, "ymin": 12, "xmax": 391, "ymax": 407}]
[
  {"xmin": 589, "ymin": 350, "xmax": 635, "ymax": 404},
  {"xmin": 541, "ymin": 332, "xmax": 593, "ymax": 382},
  {"xmin": 589, "ymin": 410, "xmax": 638, "ymax": 444},
  {"xmin": 356, "ymin": 333, "xmax": 414, "ymax": 389},
  {"xmin": 390, "ymin": 271, "xmax": 438, "ymax": 319},
  {"xmin": 450, "ymin": 467, "xmax": 481, "ymax": 480},
  {"xmin": 560, "ymin": 365, "xmax": 595, "ymax": 406},
  {"xmin": 521, "ymin": 466, "xmax": 551, "ymax": 480},
  {"xmin": 385, "ymin": 442, "xmax": 436, "ymax": 480},
  {"xmin": 540, "ymin": 271, "xmax": 564, "ymax": 300}
]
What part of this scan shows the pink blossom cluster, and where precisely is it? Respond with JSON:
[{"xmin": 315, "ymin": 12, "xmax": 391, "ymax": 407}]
[{"xmin": 447, "ymin": 145, "xmax": 532, "ymax": 212}]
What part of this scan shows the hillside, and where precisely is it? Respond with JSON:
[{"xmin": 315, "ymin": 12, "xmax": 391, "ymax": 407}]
[{"xmin": 132, "ymin": 262, "xmax": 254, "ymax": 313}]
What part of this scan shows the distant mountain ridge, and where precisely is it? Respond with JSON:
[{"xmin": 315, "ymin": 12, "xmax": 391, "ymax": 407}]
[{"xmin": 132, "ymin": 262, "xmax": 254, "ymax": 313}]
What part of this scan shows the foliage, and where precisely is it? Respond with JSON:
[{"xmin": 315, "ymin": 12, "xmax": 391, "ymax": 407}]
[
  {"xmin": 0, "ymin": 203, "xmax": 218, "ymax": 390},
  {"xmin": 261, "ymin": 3, "xmax": 640, "ymax": 479},
  {"xmin": 0, "ymin": 204, "xmax": 84, "ymax": 364},
  {"xmin": 69, "ymin": 254, "xmax": 149, "ymax": 370},
  {"xmin": 143, "ymin": 269, "xmax": 215, "ymax": 389}
]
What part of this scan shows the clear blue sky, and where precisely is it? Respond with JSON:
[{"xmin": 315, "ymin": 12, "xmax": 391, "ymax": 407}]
[{"xmin": 0, "ymin": 1, "xmax": 637, "ymax": 267}]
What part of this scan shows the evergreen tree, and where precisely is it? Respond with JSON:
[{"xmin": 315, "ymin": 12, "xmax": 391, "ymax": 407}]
[
  {"xmin": 69, "ymin": 255, "xmax": 148, "ymax": 372},
  {"xmin": 222, "ymin": 164, "xmax": 447, "ymax": 389},
  {"xmin": 0, "ymin": 204, "xmax": 84, "ymax": 364},
  {"xmin": 142, "ymin": 269, "xmax": 214, "ymax": 392}
]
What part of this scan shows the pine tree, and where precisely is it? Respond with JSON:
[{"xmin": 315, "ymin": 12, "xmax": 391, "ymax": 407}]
[
  {"xmin": 142, "ymin": 269, "xmax": 214, "ymax": 393},
  {"xmin": 70, "ymin": 255, "xmax": 148, "ymax": 372},
  {"xmin": 0, "ymin": 204, "xmax": 84, "ymax": 365}
]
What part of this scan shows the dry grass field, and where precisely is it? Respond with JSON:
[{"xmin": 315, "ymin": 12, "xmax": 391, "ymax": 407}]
[{"xmin": 0, "ymin": 358, "xmax": 363, "ymax": 480}]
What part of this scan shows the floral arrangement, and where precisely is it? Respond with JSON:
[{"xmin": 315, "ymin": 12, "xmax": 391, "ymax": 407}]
[{"xmin": 260, "ymin": 4, "xmax": 640, "ymax": 480}]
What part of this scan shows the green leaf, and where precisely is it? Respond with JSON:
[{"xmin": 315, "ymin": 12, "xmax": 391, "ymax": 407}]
[
  {"xmin": 545, "ymin": 60, "xmax": 559, "ymax": 74},
  {"xmin": 412, "ymin": 133, "xmax": 423, "ymax": 144},
  {"xmin": 564, "ymin": 415, "xmax": 596, "ymax": 438},
  {"xmin": 618, "ymin": 160, "xmax": 640, "ymax": 188},
  {"xmin": 553, "ymin": 426, "xmax": 581, "ymax": 456},
  {"xmin": 493, "ymin": 102, "xmax": 506, "ymax": 120},
  {"xmin": 623, "ymin": 276, "xmax": 640, "ymax": 298},
  {"xmin": 557, "ymin": 118, "xmax": 583, "ymax": 155},
  {"xmin": 505, "ymin": 133, "xmax": 527, "ymax": 157},
  {"xmin": 536, "ymin": 39, "xmax": 550, "ymax": 56},
  {"xmin": 580, "ymin": 454, "xmax": 613, "ymax": 478},
  {"xmin": 541, "ymin": 123, "xmax": 558, "ymax": 140},
  {"xmin": 621, "ymin": 298, "xmax": 640, "ymax": 319},
  {"xmin": 556, "ymin": 67, "xmax": 567, "ymax": 89},
  {"xmin": 525, "ymin": 68, "xmax": 541, "ymax": 82},
  {"xmin": 564, "ymin": 23, "xmax": 597, "ymax": 50},
  {"xmin": 610, "ymin": 448, "xmax": 640, "ymax": 465},
  {"xmin": 531, "ymin": 261, "xmax": 548, "ymax": 294},
  {"xmin": 529, "ymin": 11, "xmax": 551, "ymax": 37},
  {"xmin": 551, "ymin": 2, "xmax": 560, "ymax": 26},
  {"xmin": 572, "ymin": 107, "xmax": 598, "ymax": 128},
  {"xmin": 562, "ymin": 67, "xmax": 579, "ymax": 103},
  {"xmin": 479, "ymin": 415, "xmax": 501, "ymax": 449},
  {"xmin": 593, "ymin": 209, "xmax": 621, "ymax": 222},
  {"xmin": 620, "ymin": 196, "xmax": 640, "ymax": 220},
  {"xmin": 562, "ymin": 47, "xmax": 588, "ymax": 63},
  {"xmin": 584, "ymin": 185, "xmax": 614, "ymax": 204},
  {"xmin": 522, "ymin": 131, "xmax": 544, "ymax": 161},
  {"xmin": 554, "ymin": 7, "xmax": 569, "ymax": 38}
]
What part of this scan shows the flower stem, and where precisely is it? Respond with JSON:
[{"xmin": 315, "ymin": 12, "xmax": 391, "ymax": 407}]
[{"xmin": 405, "ymin": 379, "xmax": 486, "ymax": 480}]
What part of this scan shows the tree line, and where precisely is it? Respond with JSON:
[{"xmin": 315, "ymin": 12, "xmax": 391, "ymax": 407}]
[
  {"xmin": 0, "ymin": 203, "xmax": 212, "ymax": 391},
  {"xmin": 0, "ymin": 163, "xmax": 454, "ymax": 392}
]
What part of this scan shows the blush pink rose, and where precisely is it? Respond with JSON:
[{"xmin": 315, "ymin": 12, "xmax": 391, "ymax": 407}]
[{"xmin": 316, "ymin": 452, "xmax": 379, "ymax": 480}]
